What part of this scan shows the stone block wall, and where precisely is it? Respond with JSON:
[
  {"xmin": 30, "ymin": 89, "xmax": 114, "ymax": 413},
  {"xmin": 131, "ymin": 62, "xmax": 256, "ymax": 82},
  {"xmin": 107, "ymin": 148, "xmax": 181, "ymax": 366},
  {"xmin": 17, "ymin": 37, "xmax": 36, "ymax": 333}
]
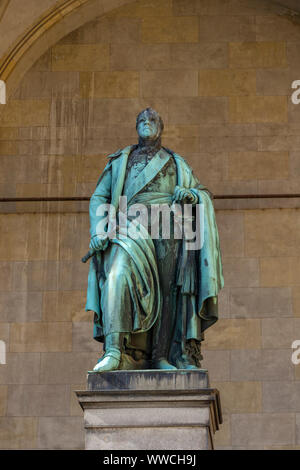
[{"xmin": 0, "ymin": 0, "xmax": 299, "ymax": 449}]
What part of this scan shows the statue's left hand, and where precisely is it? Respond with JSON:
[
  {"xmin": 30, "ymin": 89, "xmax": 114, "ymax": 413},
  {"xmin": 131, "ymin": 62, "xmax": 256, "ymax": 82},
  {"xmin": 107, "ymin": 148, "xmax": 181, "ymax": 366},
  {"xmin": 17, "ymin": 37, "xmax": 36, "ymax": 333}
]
[{"xmin": 172, "ymin": 186, "xmax": 198, "ymax": 204}]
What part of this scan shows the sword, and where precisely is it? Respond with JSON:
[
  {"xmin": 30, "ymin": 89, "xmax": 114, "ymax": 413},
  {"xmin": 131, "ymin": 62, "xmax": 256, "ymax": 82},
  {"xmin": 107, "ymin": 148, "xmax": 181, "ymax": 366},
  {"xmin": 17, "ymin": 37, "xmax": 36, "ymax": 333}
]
[
  {"xmin": 81, "ymin": 250, "xmax": 95, "ymax": 263},
  {"xmin": 81, "ymin": 237, "xmax": 110, "ymax": 263}
]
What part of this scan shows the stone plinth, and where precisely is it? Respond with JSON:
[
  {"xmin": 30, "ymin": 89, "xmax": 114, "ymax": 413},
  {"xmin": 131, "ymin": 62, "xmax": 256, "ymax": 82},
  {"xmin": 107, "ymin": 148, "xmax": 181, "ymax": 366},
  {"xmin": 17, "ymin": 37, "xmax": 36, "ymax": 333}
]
[{"xmin": 76, "ymin": 369, "xmax": 222, "ymax": 450}]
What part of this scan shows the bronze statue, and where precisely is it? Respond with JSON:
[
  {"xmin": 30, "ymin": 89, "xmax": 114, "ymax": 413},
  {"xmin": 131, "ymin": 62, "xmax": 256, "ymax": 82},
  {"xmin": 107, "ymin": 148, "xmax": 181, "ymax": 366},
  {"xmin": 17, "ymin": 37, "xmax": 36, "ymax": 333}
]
[{"xmin": 84, "ymin": 108, "xmax": 224, "ymax": 372}]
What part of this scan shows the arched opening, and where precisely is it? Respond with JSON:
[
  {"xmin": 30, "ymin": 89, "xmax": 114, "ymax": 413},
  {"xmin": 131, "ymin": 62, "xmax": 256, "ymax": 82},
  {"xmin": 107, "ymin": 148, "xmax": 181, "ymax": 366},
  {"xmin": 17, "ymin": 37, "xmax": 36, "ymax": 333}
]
[{"xmin": 0, "ymin": 0, "xmax": 139, "ymax": 99}]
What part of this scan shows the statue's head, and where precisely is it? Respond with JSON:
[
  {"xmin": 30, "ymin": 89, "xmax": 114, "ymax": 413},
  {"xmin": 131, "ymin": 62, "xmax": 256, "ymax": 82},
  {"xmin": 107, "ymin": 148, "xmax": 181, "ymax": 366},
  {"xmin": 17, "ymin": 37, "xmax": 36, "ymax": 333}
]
[{"xmin": 136, "ymin": 108, "xmax": 164, "ymax": 142}]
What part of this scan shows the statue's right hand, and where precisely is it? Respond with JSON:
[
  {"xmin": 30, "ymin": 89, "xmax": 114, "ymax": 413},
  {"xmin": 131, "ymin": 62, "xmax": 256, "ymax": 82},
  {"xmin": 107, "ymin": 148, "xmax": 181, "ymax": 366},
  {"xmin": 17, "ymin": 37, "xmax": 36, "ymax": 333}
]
[{"xmin": 89, "ymin": 235, "xmax": 109, "ymax": 252}]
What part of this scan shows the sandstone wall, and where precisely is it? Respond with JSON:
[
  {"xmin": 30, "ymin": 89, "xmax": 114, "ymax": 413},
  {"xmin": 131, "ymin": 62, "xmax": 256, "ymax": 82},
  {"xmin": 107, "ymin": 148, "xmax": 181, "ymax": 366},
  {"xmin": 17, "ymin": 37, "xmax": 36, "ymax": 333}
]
[{"xmin": 0, "ymin": 0, "xmax": 299, "ymax": 449}]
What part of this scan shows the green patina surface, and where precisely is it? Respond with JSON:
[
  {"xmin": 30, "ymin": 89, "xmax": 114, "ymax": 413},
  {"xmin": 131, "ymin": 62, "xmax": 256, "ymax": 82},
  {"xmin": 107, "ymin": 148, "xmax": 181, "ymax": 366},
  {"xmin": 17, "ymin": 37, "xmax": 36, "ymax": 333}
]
[{"xmin": 85, "ymin": 108, "xmax": 224, "ymax": 372}]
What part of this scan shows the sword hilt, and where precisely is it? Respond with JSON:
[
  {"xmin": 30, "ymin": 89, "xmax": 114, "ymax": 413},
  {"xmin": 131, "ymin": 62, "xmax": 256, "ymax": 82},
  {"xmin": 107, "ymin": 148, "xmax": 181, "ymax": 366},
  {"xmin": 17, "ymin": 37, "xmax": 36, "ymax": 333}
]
[{"xmin": 81, "ymin": 250, "xmax": 94, "ymax": 263}]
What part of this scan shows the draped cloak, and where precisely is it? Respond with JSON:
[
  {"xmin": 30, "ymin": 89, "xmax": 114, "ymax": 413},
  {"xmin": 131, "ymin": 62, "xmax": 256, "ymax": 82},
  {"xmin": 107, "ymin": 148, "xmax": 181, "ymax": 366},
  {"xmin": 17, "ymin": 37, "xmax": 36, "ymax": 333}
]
[{"xmin": 85, "ymin": 145, "xmax": 224, "ymax": 343}]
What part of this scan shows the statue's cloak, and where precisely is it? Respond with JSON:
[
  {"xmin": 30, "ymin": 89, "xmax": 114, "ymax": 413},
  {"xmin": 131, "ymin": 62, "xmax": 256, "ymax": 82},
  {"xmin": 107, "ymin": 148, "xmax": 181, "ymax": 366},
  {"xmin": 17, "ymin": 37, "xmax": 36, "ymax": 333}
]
[{"xmin": 86, "ymin": 146, "xmax": 224, "ymax": 342}]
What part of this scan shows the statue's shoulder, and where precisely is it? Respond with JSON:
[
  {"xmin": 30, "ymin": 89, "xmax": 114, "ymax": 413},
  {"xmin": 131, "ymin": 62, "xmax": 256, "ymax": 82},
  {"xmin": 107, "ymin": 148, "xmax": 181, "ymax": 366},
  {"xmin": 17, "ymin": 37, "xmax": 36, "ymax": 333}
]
[
  {"xmin": 95, "ymin": 146, "xmax": 135, "ymax": 187},
  {"xmin": 106, "ymin": 145, "xmax": 135, "ymax": 161},
  {"xmin": 106, "ymin": 148, "xmax": 122, "ymax": 160}
]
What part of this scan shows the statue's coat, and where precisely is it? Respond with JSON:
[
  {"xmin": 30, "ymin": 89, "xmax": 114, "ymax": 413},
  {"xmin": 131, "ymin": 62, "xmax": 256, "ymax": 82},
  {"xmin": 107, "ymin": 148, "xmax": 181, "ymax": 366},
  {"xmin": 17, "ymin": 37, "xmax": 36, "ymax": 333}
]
[{"xmin": 86, "ymin": 146, "xmax": 224, "ymax": 342}]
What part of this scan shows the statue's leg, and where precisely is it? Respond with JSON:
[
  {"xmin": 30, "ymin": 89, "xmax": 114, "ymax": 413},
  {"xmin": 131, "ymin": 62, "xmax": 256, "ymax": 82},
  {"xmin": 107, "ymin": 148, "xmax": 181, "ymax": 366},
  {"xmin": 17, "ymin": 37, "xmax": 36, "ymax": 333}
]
[
  {"xmin": 93, "ymin": 243, "xmax": 151, "ymax": 372},
  {"xmin": 92, "ymin": 245, "xmax": 131, "ymax": 371},
  {"xmin": 151, "ymin": 237, "xmax": 180, "ymax": 369},
  {"xmin": 171, "ymin": 295, "xmax": 202, "ymax": 370},
  {"xmin": 100, "ymin": 244, "xmax": 136, "ymax": 335},
  {"xmin": 93, "ymin": 332, "xmax": 124, "ymax": 372}
]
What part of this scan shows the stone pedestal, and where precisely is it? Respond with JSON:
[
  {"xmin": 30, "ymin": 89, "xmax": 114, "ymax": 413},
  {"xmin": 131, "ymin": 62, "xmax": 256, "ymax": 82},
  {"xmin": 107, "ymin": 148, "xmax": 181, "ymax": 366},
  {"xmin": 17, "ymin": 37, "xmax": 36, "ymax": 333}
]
[{"xmin": 76, "ymin": 369, "xmax": 222, "ymax": 450}]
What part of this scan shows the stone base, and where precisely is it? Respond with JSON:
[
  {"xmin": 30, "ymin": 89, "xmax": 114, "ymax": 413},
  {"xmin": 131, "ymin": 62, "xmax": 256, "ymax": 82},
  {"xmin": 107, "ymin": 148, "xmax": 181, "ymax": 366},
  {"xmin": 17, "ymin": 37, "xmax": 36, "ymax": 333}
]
[{"xmin": 76, "ymin": 369, "xmax": 222, "ymax": 450}]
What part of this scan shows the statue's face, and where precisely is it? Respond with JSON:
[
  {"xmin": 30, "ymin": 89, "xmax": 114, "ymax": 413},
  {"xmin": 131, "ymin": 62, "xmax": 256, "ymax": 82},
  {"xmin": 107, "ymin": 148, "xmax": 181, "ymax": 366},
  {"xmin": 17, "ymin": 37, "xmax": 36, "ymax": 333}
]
[{"xmin": 137, "ymin": 111, "xmax": 161, "ymax": 141}]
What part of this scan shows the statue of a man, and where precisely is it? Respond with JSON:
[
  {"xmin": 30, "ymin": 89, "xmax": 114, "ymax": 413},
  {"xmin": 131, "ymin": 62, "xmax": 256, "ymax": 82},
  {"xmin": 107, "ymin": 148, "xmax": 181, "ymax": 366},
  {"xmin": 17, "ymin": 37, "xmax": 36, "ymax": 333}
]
[{"xmin": 85, "ymin": 108, "xmax": 224, "ymax": 372}]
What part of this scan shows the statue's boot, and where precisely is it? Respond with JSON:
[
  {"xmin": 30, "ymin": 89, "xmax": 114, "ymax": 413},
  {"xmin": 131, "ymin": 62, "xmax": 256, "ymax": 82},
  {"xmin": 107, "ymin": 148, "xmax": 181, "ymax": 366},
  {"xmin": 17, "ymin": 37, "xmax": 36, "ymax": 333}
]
[
  {"xmin": 175, "ymin": 354, "xmax": 199, "ymax": 370},
  {"xmin": 152, "ymin": 340, "xmax": 177, "ymax": 370},
  {"xmin": 152, "ymin": 323, "xmax": 177, "ymax": 370},
  {"xmin": 152, "ymin": 358, "xmax": 177, "ymax": 370},
  {"xmin": 93, "ymin": 333, "xmax": 124, "ymax": 372}
]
